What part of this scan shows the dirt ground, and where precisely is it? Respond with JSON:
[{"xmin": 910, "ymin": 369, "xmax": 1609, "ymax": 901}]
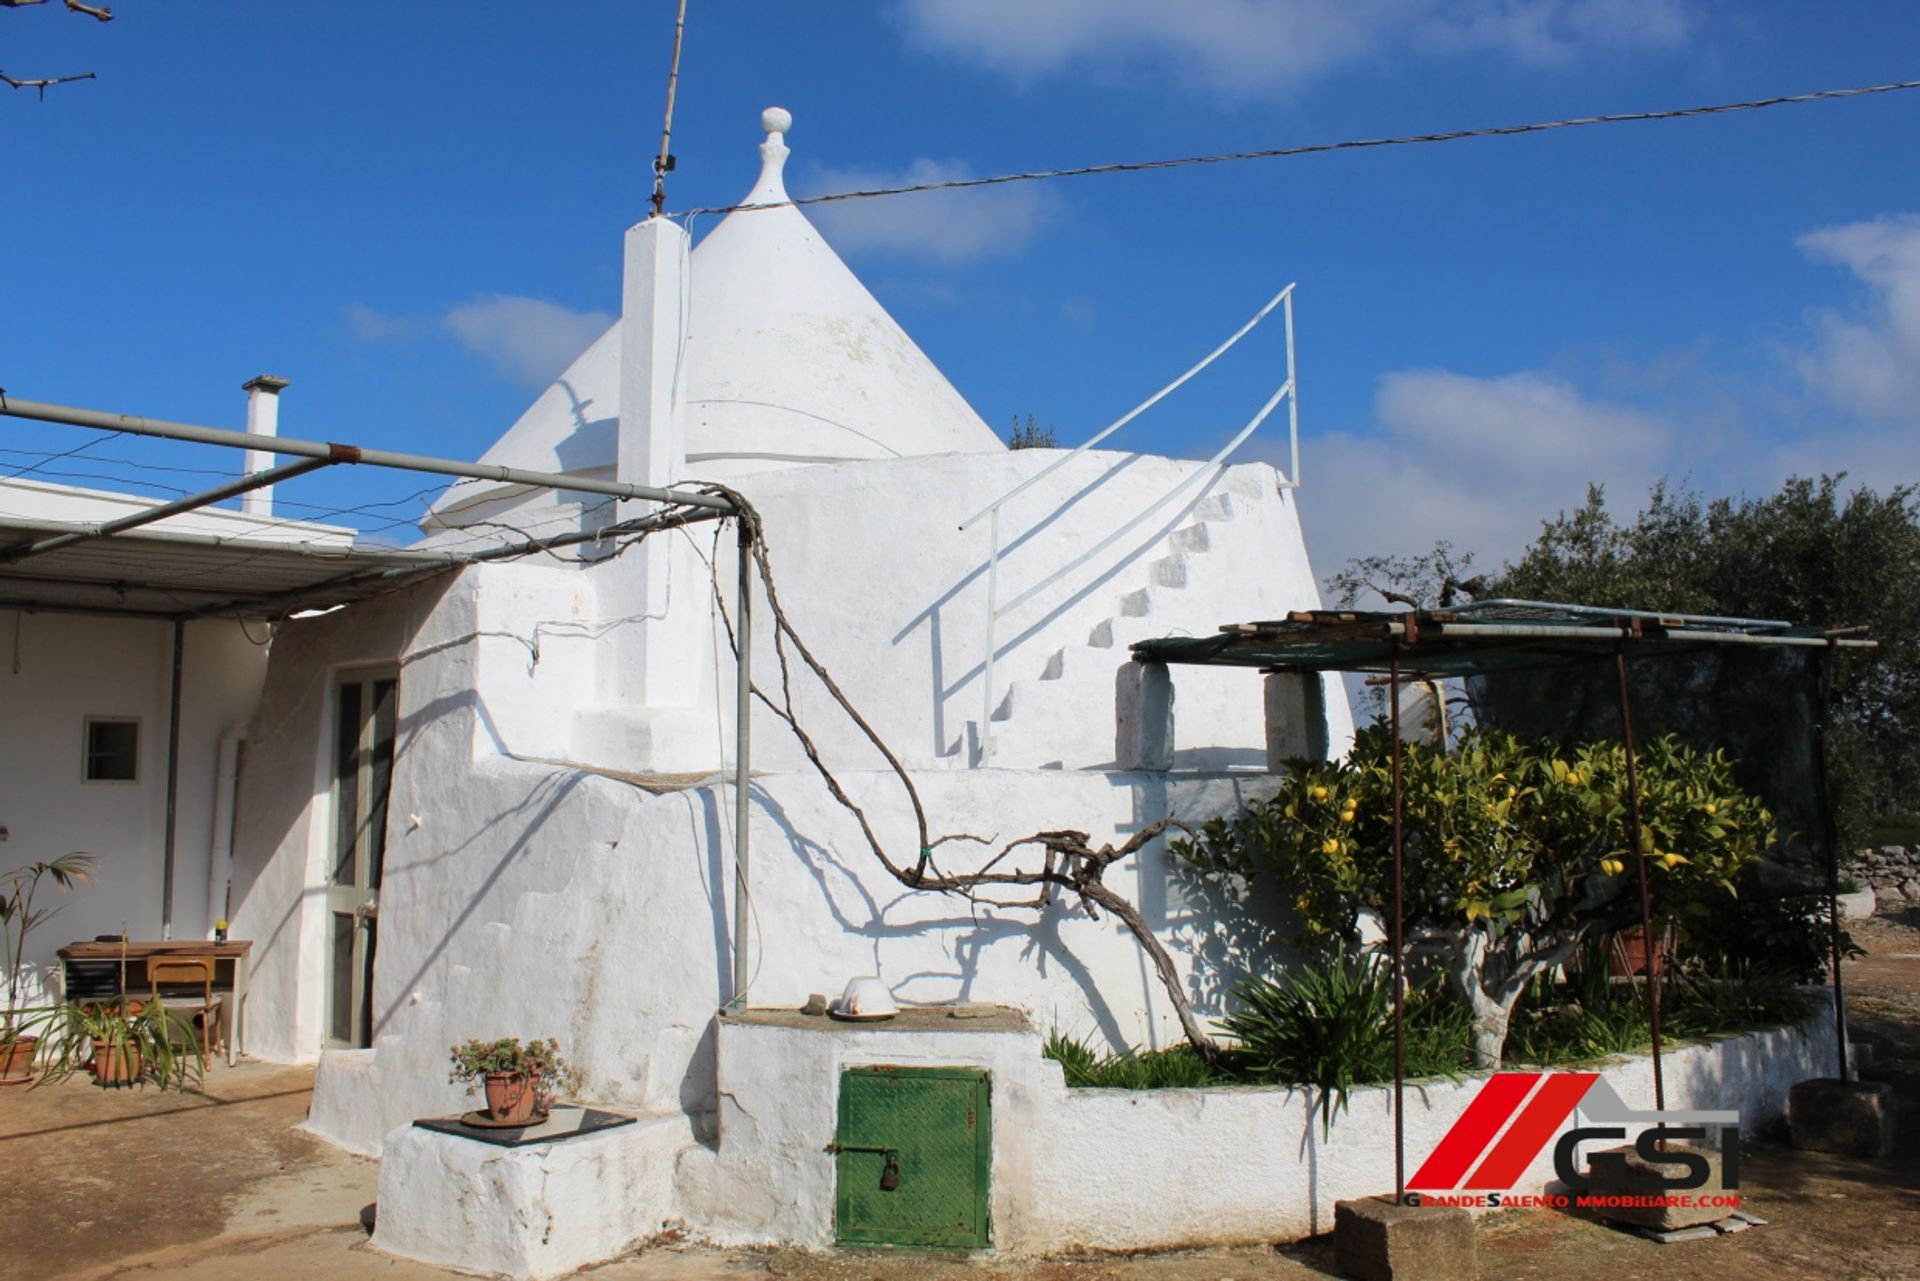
[{"xmin": 2, "ymin": 914, "xmax": 1915, "ymax": 1281}]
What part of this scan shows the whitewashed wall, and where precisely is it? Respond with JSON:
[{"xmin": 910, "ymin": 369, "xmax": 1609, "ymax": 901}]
[
  {"xmin": 695, "ymin": 1005, "xmax": 1837, "ymax": 1252},
  {"xmin": 0, "ymin": 610, "xmax": 267, "ymax": 994}
]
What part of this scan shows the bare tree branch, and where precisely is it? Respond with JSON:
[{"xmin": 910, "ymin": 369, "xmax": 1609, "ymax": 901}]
[
  {"xmin": 0, "ymin": 0, "xmax": 115, "ymax": 18},
  {"xmin": 0, "ymin": 68, "xmax": 95, "ymax": 99}
]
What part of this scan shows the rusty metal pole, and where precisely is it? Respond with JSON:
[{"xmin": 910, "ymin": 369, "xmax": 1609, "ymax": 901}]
[
  {"xmin": 1614, "ymin": 650, "xmax": 1665, "ymax": 1114},
  {"xmin": 1390, "ymin": 642, "xmax": 1407, "ymax": 1204},
  {"xmin": 1810, "ymin": 645, "xmax": 1851, "ymax": 1082}
]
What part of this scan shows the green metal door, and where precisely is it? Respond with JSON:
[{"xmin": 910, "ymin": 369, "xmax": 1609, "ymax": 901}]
[{"xmin": 834, "ymin": 1066, "xmax": 991, "ymax": 1249}]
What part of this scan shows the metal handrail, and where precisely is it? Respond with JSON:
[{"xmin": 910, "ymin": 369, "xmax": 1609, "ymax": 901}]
[
  {"xmin": 964, "ymin": 286, "xmax": 1300, "ymax": 765},
  {"xmin": 958, "ymin": 283, "xmax": 1295, "ymax": 533}
]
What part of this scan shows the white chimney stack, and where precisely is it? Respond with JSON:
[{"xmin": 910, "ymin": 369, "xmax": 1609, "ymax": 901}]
[{"xmin": 240, "ymin": 374, "xmax": 290, "ymax": 518}]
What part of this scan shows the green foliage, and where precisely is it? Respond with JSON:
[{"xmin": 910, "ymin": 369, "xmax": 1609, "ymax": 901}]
[
  {"xmin": 1006, "ymin": 414, "xmax": 1057, "ymax": 450},
  {"xmin": 1, "ymin": 853, "xmax": 95, "ymax": 1031},
  {"xmin": 1221, "ymin": 955, "xmax": 1473, "ymax": 1135},
  {"xmin": 1505, "ymin": 939, "xmax": 1815, "ymax": 1067},
  {"xmin": 1865, "ymin": 812, "xmax": 1920, "ymax": 846},
  {"xmin": 37, "ymin": 998, "xmax": 204, "ymax": 1090},
  {"xmin": 448, "ymin": 1036, "xmax": 583, "ymax": 1107},
  {"xmin": 1042, "ymin": 1030, "xmax": 1229, "ymax": 1089},
  {"xmin": 1175, "ymin": 727, "xmax": 1769, "ymax": 948},
  {"xmin": 1669, "ymin": 864, "xmax": 1854, "ymax": 985},
  {"xmin": 1327, "ymin": 540, "xmax": 1479, "ymax": 610},
  {"xmin": 1487, "ymin": 476, "xmax": 1920, "ymax": 847}
]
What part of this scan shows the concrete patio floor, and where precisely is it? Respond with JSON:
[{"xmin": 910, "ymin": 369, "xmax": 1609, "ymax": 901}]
[{"xmin": 3, "ymin": 912, "xmax": 1915, "ymax": 1281}]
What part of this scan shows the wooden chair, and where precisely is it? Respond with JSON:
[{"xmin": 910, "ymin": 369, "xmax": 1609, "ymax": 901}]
[{"xmin": 147, "ymin": 956, "xmax": 224, "ymax": 1059}]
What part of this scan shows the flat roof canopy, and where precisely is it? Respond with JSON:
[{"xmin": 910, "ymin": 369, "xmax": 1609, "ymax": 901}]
[
  {"xmin": 1130, "ymin": 598, "xmax": 1874, "ymax": 677},
  {"xmin": 0, "ymin": 516, "xmax": 464, "ymax": 620}
]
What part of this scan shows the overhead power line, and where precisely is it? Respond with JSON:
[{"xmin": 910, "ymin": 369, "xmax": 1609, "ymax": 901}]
[{"xmin": 671, "ymin": 76, "xmax": 1920, "ymax": 219}]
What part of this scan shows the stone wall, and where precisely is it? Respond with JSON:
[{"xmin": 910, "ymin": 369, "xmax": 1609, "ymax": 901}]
[{"xmin": 1855, "ymin": 845, "xmax": 1920, "ymax": 902}]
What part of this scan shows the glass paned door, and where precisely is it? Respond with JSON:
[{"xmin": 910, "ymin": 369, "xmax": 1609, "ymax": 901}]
[{"xmin": 325, "ymin": 670, "xmax": 397, "ymax": 1047}]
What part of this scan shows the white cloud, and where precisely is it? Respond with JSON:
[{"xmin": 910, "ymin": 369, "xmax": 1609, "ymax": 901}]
[
  {"xmin": 802, "ymin": 159, "xmax": 1062, "ymax": 263},
  {"xmin": 441, "ymin": 296, "xmax": 615, "ymax": 388},
  {"xmin": 1795, "ymin": 213, "xmax": 1920, "ymax": 421},
  {"xmin": 897, "ymin": 0, "xmax": 1696, "ymax": 96},
  {"xmin": 1292, "ymin": 369, "xmax": 1678, "ymax": 585}
]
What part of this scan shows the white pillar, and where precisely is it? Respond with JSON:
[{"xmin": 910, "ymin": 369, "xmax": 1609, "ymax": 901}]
[
  {"xmin": 240, "ymin": 375, "xmax": 289, "ymax": 518},
  {"xmin": 597, "ymin": 216, "xmax": 697, "ymax": 709}
]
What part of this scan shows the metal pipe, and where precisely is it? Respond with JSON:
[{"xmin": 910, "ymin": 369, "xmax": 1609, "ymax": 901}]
[
  {"xmin": 1465, "ymin": 598, "xmax": 1792, "ymax": 630},
  {"xmin": 1390, "ymin": 642, "xmax": 1407, "ymax": 1205},
  {"xmin": 957, "ymin": 283, "xmax": 1295, "ymax": 531},
  {"xmin": 1282, "ymin": 288, "xmax": 1300, "ymax": 489},
  {"xmin": 1810, "ymin": 646, "xmax": 1851, "ymax": 1081},
  {"xmin": 0, "ymin": 396, "xmax": 735, "ymax": 512},
  {"xmin": 160, "ymin": 618, "xmax": 185, "ymax": 941},
  {"xmin": 731, "ymin": 518, "xmax": 754, "ymax": 1007},
  {"xmin": 1614, "ymin": 650, "xmax": 1665, "ymax": 1115},
  {"xmin": 0, "ymin": 456, "xmax": 333, "ymax": 563}
]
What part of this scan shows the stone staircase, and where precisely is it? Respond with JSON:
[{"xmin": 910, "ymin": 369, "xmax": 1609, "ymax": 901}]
[{"xmin": 949, "ymin": 490, "xmax": 1244, "ymax": 770}]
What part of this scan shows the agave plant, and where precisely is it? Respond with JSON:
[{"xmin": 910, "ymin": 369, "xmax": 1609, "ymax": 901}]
[{"xmin": 1, "ymin": 853, "xmax": 96, "ymax": 1042}]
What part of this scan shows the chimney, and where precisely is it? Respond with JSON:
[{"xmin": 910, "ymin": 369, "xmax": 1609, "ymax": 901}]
[{"xmin": 240, "ymin": 375, "xmax": 290, "ymax": 518}]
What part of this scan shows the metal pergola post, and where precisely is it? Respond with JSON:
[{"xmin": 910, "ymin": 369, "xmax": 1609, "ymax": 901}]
[
  {"xmin": 1389, "ymin": 640, "xmax": 1407, "ymax": 1205},
  {"xmin": 1811, "ymin": 644, "xmax": 1851, "ymax": 1082},
  {"xmin": 731, "ymin": 518, "xmax": 754, "ymax": 1007},
  {"xmin": 1614, "ymin": 649, "xmax": 1666, "ymax": 1116}
]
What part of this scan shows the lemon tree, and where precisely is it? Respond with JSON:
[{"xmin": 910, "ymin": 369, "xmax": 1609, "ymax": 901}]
[{"xmin": 1177, "ymin": 727, "xmax": 1772, "ymax": 1067}]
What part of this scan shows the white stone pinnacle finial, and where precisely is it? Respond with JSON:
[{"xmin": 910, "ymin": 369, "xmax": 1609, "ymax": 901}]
[{"xmin": 750, "ymin": 106, "xmax": 793, "ymax": 204}]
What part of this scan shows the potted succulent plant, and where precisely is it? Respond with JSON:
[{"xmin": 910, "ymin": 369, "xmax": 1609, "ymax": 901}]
[
  {"xmin": 0, "ymin": 853, "xmax": 95, "ymax": 1085},
  {"xmin": 448, "ymin": 1036, "xmax": 581, "ymax": 1125}
]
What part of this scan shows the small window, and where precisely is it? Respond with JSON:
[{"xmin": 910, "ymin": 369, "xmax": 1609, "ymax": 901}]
[{"xmin": 84, "ymin": 718, "xmax": 139, "ymax": 782}]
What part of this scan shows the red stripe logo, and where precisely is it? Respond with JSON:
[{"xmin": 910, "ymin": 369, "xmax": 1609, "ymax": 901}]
[{"xmin": 1409, "ymin": 1072, "xmax": 1601, "ymax": 1191}]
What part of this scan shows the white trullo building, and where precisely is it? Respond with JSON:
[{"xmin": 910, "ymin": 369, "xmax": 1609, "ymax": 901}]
[{"xmin": 227, "ymin": 108, "xmax": 1352, "ymax": 1252}]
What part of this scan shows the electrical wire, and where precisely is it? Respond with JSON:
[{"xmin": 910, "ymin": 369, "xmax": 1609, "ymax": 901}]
[{"xmin": 670, "ymin": 76, "xmax": 1920, "ymax": 219}]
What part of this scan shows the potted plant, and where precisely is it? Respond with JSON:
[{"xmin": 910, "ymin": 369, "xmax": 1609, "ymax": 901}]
[
  {"xmin": 37, "ymin": 996, "xmax": 201, "ymax": 1090},
  {"xmin": 0, "ymin": 853, "xmax": 95, "ymax": 1084},
  {"xmin": 448, "ymin": 1037, "xmax": 581, "ymax": 1125}
]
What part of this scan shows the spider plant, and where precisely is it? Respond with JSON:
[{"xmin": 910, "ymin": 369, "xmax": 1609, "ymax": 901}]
[{"xmin": 37, "ymin": 997, "xmax": 203, "ymax": 1090}]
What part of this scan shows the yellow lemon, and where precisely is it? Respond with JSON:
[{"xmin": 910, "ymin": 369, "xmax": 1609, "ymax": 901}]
[
  {"xmin": 1321, "ymin": 838, "xmax": 1342, "ymax": 856},
  {"xmin": 1565, "ymin": 772, "xmax": 1581, "ymax": 786},
  {"xmin": 1340, "ymin": 810, "xmax": 1356, "ymax": 824},
  {"xmin": 1704, "ymin": 802, "xmax": 1718, "ymax": 815},
  {"xmin": 1311, "ymin": 785, "xmax": 1329, "ymax": 801}
]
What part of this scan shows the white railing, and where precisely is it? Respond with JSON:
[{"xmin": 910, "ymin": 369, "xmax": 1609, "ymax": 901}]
[{"xmin": 957, "ymin": 284, "xmax": 1300, "ymax": 765}]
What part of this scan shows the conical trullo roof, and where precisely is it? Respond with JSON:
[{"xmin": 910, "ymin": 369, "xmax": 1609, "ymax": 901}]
[{"xmin": 430, "ymin": 108, "xmax": 1004, "ymax": 525}]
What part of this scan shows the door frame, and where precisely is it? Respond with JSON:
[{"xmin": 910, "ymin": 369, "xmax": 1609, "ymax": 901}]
[{"xmin": 322, "ymin": 665, "xmax": 399, "ymax": 1049}]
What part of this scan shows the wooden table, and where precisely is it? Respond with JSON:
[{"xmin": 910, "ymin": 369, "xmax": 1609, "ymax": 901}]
[{"xmin": 56, "ymin": 940, "xmax": 252, "ymax": 1066}]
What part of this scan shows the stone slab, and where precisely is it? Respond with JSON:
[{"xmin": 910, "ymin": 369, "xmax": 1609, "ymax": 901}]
[
  {"xmin": 1789, "ymin": 1077, "xmax": 1895, "ymax": 1158},
  {"xmin": 1580, "ymin": 1142, "xmax": 1730, "ymax": 1231},
  {"xmin": 1334, "ymin": 1195, "xmax": 1477, "ymax": 1281}
]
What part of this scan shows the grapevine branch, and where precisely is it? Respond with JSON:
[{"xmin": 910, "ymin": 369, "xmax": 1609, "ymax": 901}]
[{"xmin": 695, "ymin": 484, "xmax": 1219, "ymax": 1059}]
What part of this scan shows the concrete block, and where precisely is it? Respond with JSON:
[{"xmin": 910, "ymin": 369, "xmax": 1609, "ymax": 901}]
[
  {"xmin": 1579, "ymin": 1143, "xmax": 1728, "ymax": 1231},
  {"xmin": 1334, "ymin": 1195, "xmax": 1477, "ymax": 1281},
  {"xmin": 1264, "ymin": 671, "xmax": 1330, "ymax": 771},
  {"xmin": 1789, "ymin": 1077, "xmax": 1894, "ymax": 1158},
  {"xmin": 370, "ymin": 1110, "xmax": 690, "ymax": 1280},
  {"xmin": 1115, "ymin": 661, "xmax": 1174, "ymax": 771}
]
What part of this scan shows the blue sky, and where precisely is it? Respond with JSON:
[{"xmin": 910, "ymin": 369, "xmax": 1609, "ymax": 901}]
[{"xmin": 3, "ymin": 1, "xmax": 1918, "ymax": 580}]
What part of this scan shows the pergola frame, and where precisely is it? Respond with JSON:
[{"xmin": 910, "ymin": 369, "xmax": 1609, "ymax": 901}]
[
  {"xmin": 1134, "ymin": 598, "xmax": 1876, "ymax": 1203},
  {"xmin": 0, "ymin": 395, "xmax": 757, "ymax": 1007}
]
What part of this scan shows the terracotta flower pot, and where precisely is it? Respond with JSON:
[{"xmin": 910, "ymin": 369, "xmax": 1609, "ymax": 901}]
[
  {"xmin": 0, "ymin": 1035, "xmax": 37, "ymax": 1085},
  {"xmin": 1607, "ymin": 927, "xmax": 1669, "ymax": 978},
  {"xmin": 91, "ymin": 1040, "xmax": 143, "ymax": 1086},
  {"xmin": 482, "ymin": 1071, "xmax": 541, "ymax": 1124}
]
